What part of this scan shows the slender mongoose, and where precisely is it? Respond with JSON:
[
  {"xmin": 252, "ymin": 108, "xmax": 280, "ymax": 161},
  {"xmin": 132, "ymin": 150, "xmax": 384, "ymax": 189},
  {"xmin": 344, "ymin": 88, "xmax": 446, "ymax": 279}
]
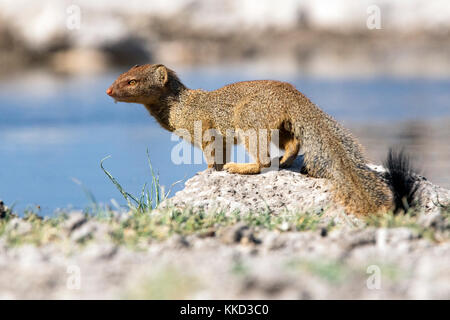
[{"xmin": 106, "ymin": 64, "xmax": 417, "ymax": 216}]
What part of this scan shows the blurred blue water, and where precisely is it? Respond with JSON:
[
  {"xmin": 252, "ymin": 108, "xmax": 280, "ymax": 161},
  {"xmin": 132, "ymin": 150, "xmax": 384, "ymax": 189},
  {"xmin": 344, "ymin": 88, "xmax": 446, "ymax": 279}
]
[{"xmin": 0, "ymin": 66, "xmax": 449, "ymax": 214}]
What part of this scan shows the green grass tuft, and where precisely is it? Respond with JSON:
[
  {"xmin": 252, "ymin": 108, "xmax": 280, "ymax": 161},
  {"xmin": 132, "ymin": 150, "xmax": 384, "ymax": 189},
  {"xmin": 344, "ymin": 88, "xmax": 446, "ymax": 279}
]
[{"xmin": 100, "ymin": 150, "xmax": 178, "ymax": 214}]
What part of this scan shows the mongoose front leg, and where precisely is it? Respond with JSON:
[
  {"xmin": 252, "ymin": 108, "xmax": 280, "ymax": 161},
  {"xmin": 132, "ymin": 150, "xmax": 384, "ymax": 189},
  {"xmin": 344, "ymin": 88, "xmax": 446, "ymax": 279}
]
[
  {"xmin": 202, "ymin": 134, "xmax": 228, "ymax": 171},
  {"xmin": 203, "ymin": 142, "xmax": 223, "ymax": 171}
]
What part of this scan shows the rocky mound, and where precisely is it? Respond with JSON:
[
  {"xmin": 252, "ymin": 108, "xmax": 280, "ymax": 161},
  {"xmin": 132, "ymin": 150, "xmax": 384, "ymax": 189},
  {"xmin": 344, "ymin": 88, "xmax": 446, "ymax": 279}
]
[{"xmin": 162, "ymin": 157, "xmax": 450, "ymax": 218}]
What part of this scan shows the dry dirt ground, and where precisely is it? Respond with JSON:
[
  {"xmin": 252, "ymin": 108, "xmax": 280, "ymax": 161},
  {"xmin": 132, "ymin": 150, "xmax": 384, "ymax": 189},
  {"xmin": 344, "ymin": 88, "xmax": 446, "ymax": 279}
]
[{"xmin": 0, "ymin": 162, "xmax": 449, "ymax": 299}]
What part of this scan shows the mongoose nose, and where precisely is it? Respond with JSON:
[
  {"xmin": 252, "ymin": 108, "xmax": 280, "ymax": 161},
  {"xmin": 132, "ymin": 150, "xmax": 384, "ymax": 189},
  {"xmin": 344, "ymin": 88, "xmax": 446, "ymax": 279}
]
[{"xmin": 106, "ymin": 88, "xmax": 113, "ymax": 96}]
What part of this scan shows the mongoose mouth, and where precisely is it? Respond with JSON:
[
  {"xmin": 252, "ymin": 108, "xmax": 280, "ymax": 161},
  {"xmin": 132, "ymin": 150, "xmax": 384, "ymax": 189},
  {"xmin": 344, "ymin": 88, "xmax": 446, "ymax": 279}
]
[
  {"xmin": 106, "ymin": 87, "xmax": 135, "ymax": 103},
  {"xmin": 106, "ymin": 87, "xmax": 121, "ymax": 99},
  {"xmin": 106, "ymin": 87, "xmax": 122, "ymax": 102}
]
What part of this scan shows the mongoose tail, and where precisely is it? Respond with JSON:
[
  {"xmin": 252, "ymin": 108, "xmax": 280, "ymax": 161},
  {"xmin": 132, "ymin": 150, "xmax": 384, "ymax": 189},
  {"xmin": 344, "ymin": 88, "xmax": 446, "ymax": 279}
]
[
  {"xmin": 292, "ymin": 109, "xmax": 419, "ymax": 215},
  {"xmin": 290, "ymin": 108, "xmax": 394, "ymax": 215},
  {"xmin": 384, "ymin": 148, "xmax": 419, "ymax": 213}
]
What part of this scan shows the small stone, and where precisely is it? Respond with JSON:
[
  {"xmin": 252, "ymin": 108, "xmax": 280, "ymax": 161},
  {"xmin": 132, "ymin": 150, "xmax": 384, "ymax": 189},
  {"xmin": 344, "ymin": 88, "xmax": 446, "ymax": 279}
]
[
  {"xmin": 70, "ymin": 221, "xmax": 97, "ymax": 243},
  {"xmin": 83, "ymin": 243, "xmax": 118, "ymax": 260},
  {"xmin": 220, "ymin": 223, "xmax": 260, "ymax": 245},
  {"xmin": 418, "ymin": 211, "xmax": 447, "ymax": 231},
  {"xmin": 278, "ymin": 222, "xmax": 290, "ymax": 232},
  {"xmin": 388, "ymin": 227, "xmax": 419, "ymax": 243},
  {"xmin": 0, "ymin": 200, "xmax": 6, "ymax": 218},
  {"xmin": 198, "ymin": 228, "xmax": 216, "ymax": 238},
  {"xmin": 0, "ymin": 200, "xmax": 15, "ymax": 219},
  {"xmin": 263, "ymin": 233, "xmax": 286, "ymax": 250},
  {"xmin": 63, "ymin": 212, "xmax": 87, "ymax": 233},
  {"xmin": 166, "ymin": 234, "xmax": 190, "ymax": 249}
]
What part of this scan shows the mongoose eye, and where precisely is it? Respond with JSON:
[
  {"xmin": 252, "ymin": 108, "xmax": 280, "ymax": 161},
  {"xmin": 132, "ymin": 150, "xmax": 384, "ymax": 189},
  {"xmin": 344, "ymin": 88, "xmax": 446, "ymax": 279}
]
[{"xmin": 128, "ymin": 80, "xmax": 137, "ymax": 85}]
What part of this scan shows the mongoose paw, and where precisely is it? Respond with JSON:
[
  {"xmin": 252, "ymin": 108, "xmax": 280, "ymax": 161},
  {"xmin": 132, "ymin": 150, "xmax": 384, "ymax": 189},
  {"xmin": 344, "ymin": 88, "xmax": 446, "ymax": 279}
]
[
  {"xmin": 223, "ymin": 162, "xmax": 261, "ymax": 175},
  {"xmin": 223, "ymin": 163, "xmax": 235, "ymax": 173},
  {"xmin": 278, "ymin": 156, "xmax": 298, "ymax": 169},
  {"xmin": 205, "ymin": 164, "xmax": 224, "ymax": 172},
  {"xmin": 279, "ymin": 160, "xmax": 292, "ymax": 169},
  {"xmin": 202, "ymin": 168, "xmax": 216, "ymax": 174}
]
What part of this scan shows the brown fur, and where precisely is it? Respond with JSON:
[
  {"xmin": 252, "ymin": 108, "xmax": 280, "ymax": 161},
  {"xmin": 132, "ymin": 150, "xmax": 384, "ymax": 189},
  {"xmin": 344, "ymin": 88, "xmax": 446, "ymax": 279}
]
[{"xmin": 107, "ymin": 64, "xmax": 393, "ymax": 215}]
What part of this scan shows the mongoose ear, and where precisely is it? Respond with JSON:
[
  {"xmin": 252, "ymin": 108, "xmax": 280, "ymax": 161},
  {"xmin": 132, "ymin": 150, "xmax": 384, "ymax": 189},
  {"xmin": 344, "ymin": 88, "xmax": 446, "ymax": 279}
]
[{"xmin": 155, "ymin": 65, "xmax": 169, "ymax": 86}]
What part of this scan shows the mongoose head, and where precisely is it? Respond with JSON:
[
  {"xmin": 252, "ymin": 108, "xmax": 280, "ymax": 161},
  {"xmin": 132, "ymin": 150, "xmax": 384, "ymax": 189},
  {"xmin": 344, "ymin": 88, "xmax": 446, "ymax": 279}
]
[{"xmin": 106, "ymin": 64, "xmax": 175, "ymax": 104}]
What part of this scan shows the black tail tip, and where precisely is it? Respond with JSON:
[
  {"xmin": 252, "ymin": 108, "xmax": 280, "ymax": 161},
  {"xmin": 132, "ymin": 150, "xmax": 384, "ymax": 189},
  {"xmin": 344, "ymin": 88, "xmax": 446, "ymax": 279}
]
[{"xmin": 384, "ymin": 148, "xmax": 419, "ymax": 213}]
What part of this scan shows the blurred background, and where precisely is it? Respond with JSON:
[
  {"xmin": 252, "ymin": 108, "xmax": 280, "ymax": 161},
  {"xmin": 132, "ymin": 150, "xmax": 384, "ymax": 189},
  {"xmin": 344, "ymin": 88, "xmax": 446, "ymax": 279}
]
[{"xmin": 0, "ymin": 0, "xmax": 449, "ymax": 214}]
